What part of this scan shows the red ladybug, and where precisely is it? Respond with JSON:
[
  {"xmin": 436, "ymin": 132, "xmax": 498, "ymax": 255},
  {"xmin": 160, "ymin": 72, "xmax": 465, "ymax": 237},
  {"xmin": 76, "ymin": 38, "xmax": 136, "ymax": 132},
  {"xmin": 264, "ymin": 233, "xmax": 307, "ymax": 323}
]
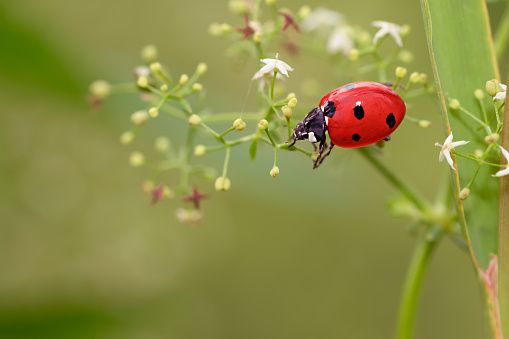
[{"xmin": 290, "ymin": 81, "xmax": 406, "ymax": 168}]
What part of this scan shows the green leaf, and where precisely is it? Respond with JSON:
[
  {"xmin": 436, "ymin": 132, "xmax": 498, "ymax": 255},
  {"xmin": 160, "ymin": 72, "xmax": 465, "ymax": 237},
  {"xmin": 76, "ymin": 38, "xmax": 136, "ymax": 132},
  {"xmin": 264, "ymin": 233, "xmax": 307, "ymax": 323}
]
[
  {"xmin": 421, "ymin": 0, "xmax": 499, "ymax": 270},
  {"xmin": 249, "ymin": 138, "xmax": 258, "ymax": 161}
]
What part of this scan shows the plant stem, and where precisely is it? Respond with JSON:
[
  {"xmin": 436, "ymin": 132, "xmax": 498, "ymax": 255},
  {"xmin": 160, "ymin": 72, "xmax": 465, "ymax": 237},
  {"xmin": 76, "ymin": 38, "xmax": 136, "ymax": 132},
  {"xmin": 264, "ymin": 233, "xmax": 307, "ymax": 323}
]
[
  {"xmin": 357, "ymin": 147, "xmax": 429, "ymax": 212},
  {"xmin": 396, "ymin": 236, "xmax": 438, "ymax": 339}
]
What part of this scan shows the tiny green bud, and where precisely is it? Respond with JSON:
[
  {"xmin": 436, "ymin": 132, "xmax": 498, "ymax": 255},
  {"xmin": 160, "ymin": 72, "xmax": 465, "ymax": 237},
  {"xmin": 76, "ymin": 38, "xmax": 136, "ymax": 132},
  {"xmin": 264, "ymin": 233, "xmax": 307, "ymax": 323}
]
[
  {"xmin": 420, "ymin": 73, "xmax": 428, "ymax": 84},
  {"xmin": 474, "ymin": 149, "xmax": 484, "ymax": 159},
  {"xmin": 194, "ymin": 145, "xmax": 206, "ymax": 157},
  {"xmin": 449, "ymin": 99, "xmax": 460, "ymax": 110},
  {"xmin": 349, "ymin": 48, "xmax": 360, "ymax": 61},
  {"xmin": 129, "ymin": 152, "xmax": 145, "ymax": 167},
  {"xmin": 474, "ymin": 89, "xmax": 484, "ymax": 100},
  {"xmin": 89, "ymin": 80, "xmax": 111, "ymax": 99},
  {"xmin": 459, "ymin": 187, "xmax": 470, "ymax": 200},
  {"xmin": 149, "ymin": 107, "xmax": 159, "ymax": 118},
  {"xmin": 288, "ymin": 97, "xmax": 298, "ymax": 108},
  {"xmin": 265, "ymin": 0, "xmax": 276, "ymax": 6},
  {"xmin": 179, "ymin": 74, "xmax": 189, "ymax": 86},
  {"xmin": 286, "ymin": 92, "xmax": 297, "ymax": 100},
  {"xmin": 160, "ymin": 84, "xmax": 168, "ymax": 92},
  {"xmin": 233, "ymin": 118, "xmax": 246, "ymax": 131},
  {"xmin": 141, "ymin": 44, "xmax": 158, "ymax": 63},
  {"xmin": 485, "ymin": 133, "xmax": 500, "ymax": 144},
  {"xmin": 220, "ymin": 23, "xmax": 232, "ymax": 34},
  {"xmin": 298, "ymin": 5, "xmax": 312, "ymax": 19},
  {"xmin": 137, "ymin": 76, "xmax": 148, "ymax": 88},
  {"xmin": 270, "ymin": 166, "xmax": 280, "ymax": 178},
  {"xmin": 258, "ymin": 119, "xmax": 269, "ymax": 130},
  {"xmin": 418, "ymin": 120, "xmax": 431, "ymax": 129},
  {"xmin": 253, "ymin": 32, "xmax": 262, "ymax": 43},
  {"xmin": 409, "ymin": 72, "xmax": 420, "ymax": 83},
  {"xmin": 215, "ymin": 177, "xmax": 231, "ymax": 192},
  {"xmin": 192, "ymin": 83, "xmax": 203, "ymax": 92},
  {"xmin": 209, "ymin": 23, "xmax": 222, "ymax": 36},
  {"xmin": 229, "ymin": 0, "xmax": 247, "ymax": 15},
  {"xmin": 149, "ymin": 62, "xmax": 162, "ymax": 73},
  {"xmin": 188, "ymin": 114, "xmax": 201, "ymax": 126},
  {"xmin": 486, "ymin": 79, "xmax": 500, "ymax": 96},
  {"xmin": 131, "ymin": 110, "xmax": 149, "ymax": 125},
  {"xmin": 398, "ymin": 50, "xmax": 414, "ymax": 64},
  {"xmin": 282, "ymin": 105, "xmax": 292, "ymax": 119},
  {"xmin": 197, "ymin": 62, "xmax": 208, "ymax": 75},
  {"xmin": 395, "ymin": 66, "xmax": 407, "ymax": 78},
  {"xmin": 401, "ymin": 24, "xmax": 411, "ymax": 37},
  {"xmin": 120, "ymin": 131, "xmax": 135, "ymax": 145},
  {"xmin": 155, "ymin": 136, "xmax": 170, "ymax": 153}
]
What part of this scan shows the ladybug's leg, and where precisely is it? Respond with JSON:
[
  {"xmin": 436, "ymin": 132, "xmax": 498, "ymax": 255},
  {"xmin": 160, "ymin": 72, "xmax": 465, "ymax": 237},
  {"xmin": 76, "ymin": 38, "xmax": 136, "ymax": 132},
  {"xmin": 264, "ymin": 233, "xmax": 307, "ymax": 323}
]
[
  {"xmin": 312, "ymin": 139, "xmax": 327, "ymax": 169},
  {"xmin": 315, "ymin": 143, "xmax": 335, "ymax": 168}
]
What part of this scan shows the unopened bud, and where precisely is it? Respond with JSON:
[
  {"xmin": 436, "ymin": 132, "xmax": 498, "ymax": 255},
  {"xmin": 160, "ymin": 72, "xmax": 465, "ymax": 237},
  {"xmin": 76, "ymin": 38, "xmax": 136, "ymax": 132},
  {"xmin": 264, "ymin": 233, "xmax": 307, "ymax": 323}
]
[
  {"xmin": 286, "ymin": 92, "xmax": 297, "ymax": 100},
  {"xmin": 282, "ymin": 105, "xmax": 292, "ymax": 119},
  {"xmin": 298, "ymin": 5, "xmax": 312, "ymax": 19},
  {"xmin": 131, "ymin": 110, "xmax": 149, "ymax": 125},
  {"xmin": 197, "ymin": 62, "xmax": 208, "ymax": 75},
  {"xmin": 194, "ymin": 145, "xmax": 206, "ymax": 157},
  {"xmin": 137, "ymin": 76, "xmax": 148, "ymax": 88},
  {"xmin": 288, "ymin": 97, "xmax": 298, "ymax": 108},
  {"xmin": 258, "ymin": 119, "xmax": 269, "ymax": 130},
  {"xmin": 179, "ymin": 74, "xmax": 189, "ymax": 86},
  {"xmin": 266, "ymin": 0, "xmax": 276, "ymax": 6},
  {"xmin": 474, "ymin": 149, "xmax": 484, "ymax": 159},
  {"xmin": 409, "ymin": 72, "xmax": 420, "ymax": 83},
  {"xmin": 149, "ymin": 62, "xmax": 162, "ymax": 73},
  {"xmin": 418, "ymin": 120, "xmax": 431, "ymax": 128},
  {"xmin": 233, "ymin": 118, "xmax": 246, "ymax": 131},
  {"xmin": 485, "ymin": 133, "xmax": 500, "ymax": 144},
  {"xmin": 160, "ymin": 84, "xmax": 168, "ymax": 92},
  {"xmin": 395, "ymin": 66, "xmax": 407, "ymax": 78},
  {"xmin": 270, "ymin": 166, "xmax": 280, "ymax": 177},
  {"xmin": 192, "ymin": 83, "xmax": 203, "ymax": 92},
  {"xmin": 401, "ymin": 24, "xmax": 411, "ymax": 37},
  {"xmin": 349, "ymin": 48, "xmax": 360, "ymax": 61},
  {"xmin": 229, "ymin": 0, "xmax": 248, "ymax": 15},
  {"xmin": 188, "ymin": 114, "xmax": 201, "ymax": 126},
  {"xmin": 129, "ymin": 152, "xmax": 145, "ymax": 167},
  {"xmin": 209, "ymin": 23, "xmax": 222, "ymax": 36},
  {"xmin": 420, "ymin": 73, "xmax": 428, "ymax": 84},
  {"xmin": 89, "ymin": 80, "xmax": 111, "ymax": 99},
  {"xmin": 486, "ymin": 79, "xmax": 500, "ymax": 96},
  {"xmin": 149, "ymin": 107, "xmax": 159, "ymax": 118},
  {"xmin": 449, "ymin": 99, "xmax": 460, "ymax": 110},
  {"xmin": 459, "ymin": 187, "xmax": 470, "ymax": 200},
  {"xmin": 141, "ymin": 44, "xmax": 158, "ymax": 63},
  {"xmin": 398, "ymin": 50, "xmax": 414, "ymax": 64},
  {"xmin": 215, "ymin": 177, "xmax": 231, "ymax": 192},
  {"xmin": 155, "ymin": 136, "xmax": 170, "ymax": 153},
  {"xmin": 120, "ymin": 131, "xmax": 135, "ymax": 145},
  {"xmin": 253, "ymin": 32, "xmax": 262, "ymax": 43},
  {"xmin": 141, "ymin": 180, "xmax": 155, "ymax": 194},
  {"xmin": 220, "ymin": 23, "xmax": 232, "ymax": 34},
  {"xmin": 474, "ymin": 89, "xmax": 484, "ymax": 100}
]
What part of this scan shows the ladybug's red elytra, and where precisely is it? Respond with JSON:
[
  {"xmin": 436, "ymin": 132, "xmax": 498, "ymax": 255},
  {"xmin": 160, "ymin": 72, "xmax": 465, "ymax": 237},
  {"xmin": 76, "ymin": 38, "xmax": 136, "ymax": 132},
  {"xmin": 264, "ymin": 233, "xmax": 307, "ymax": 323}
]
[{"xmin": 289, "ymin": 81, "xmax": 406, "ymax": 168}]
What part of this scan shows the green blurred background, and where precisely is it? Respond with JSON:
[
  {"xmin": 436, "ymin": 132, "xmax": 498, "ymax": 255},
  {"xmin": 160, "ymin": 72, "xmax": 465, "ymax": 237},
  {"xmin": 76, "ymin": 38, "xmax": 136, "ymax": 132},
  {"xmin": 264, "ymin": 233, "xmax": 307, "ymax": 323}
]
[{"xmin": 2, "ymin": 0, "xmax": 501, "ymax": 338}]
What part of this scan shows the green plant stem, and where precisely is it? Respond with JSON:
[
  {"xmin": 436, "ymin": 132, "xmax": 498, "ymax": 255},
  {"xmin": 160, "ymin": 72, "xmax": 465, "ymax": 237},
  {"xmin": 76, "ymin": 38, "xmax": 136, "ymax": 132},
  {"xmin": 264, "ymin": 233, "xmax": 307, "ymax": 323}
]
[
  {"xmin": 357, "ymin": 147, "xmax": 429, "ymax": 212},
  {"xmin": 494, "ymin": 4, "xmax": 509, "ymax": 60},
  {"xmin": 397, "ymin": 236, "xmax": 438, "ymax": 339}
]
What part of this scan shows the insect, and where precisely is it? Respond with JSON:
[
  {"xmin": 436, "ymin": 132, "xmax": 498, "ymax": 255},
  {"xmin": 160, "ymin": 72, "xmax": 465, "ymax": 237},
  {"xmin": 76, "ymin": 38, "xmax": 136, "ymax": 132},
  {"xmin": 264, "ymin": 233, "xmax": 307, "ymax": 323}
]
[{"xmin": 289, "ymin": 81, "xmax": 406, "ymax": 168}]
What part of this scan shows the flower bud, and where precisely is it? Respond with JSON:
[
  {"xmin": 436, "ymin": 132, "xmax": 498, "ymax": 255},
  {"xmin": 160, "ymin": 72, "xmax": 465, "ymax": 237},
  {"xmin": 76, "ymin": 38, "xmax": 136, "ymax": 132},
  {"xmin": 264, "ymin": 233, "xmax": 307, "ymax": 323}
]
[
  {"xmin": 137, "ymin": 76, "xmax": 148, "ymax": 88},
  {"xmin": 141, "ymin": 44, "xmax": 158, "ymax": 63},
  {"xmin": 160, "ymin": 84, "xmax": 168, "ymax": 92},
  {"xmin": 141, "ymin": 180, "xmax": 155, "ymax": 195},
  {"xmin": 459, "ymin": 187, "xmax": 470, "ymax": 200},
  {"xmin": 233, "ymin": 118, "xmax": 246, "ymax": 131},
  {"xmin": 89, "ymin": 80, "xmax": 111, "ymax": 99},
  {"xmin": 149, "ymin": 62, "xmax": 162, "ymax": 73},
  {"xmin": 131, "ymin": 110, "xmax": 149, "ymax": 125},
  {"xmin": 288, "ymin": 97, "xmax": 298, "ymax": 108},
  {"xmin": 397, "ymin": 50, "xmax": 414, "ymax": 64},
  {"xmin": 265, "ymin": 0, "xmax": 276, "ymax": 6},
  {"xmin": 215, "ymin": 177, "xmax": 231, "ymax": 192},
  {"xmin": 229, "ymin": 0, "xmax": 248, "ymax": 15},
  {"xmin": 409, "ymin": 72, "xmax": 420, "ymax": 83},
  {"xmin": 298, "ymin": 5, "xmax": 312, "ymax": 19},
  {"xmin": 485, "ymin": 133, "xmax": 500, "ymax": 144},
  {"xmin": 486, "ymin": 79, "xmax": 500, "ymax": 96},
  {"xmin": 220, "ymin": 23, "xmax": 232, "ymax": 34},
  {"xmin": 209, "ymin": 23, "xmax": 222, "ymax": 36},
  {"xmin": 129, "ymin": 152, "xmax": 145, "ymax": 167},
  {"xmin": 192, "ymin": 83, "xmax": 203, "ymax": 92},
  {"xmin": 395, "ymin": 66, "xmax": 407, "ymax": 78},
  {"xmin": 418, "ymin": 120, "xmax": 431, "ymax": 128},
  {"xmin": 420, "ymin": 73, "xmax": 428, "ymax": 84},
  {"xmin": 120, "ymin": 131, "xmax": 135, "ymax": 145},
  {"xmin": 270, "ymin": 166, "xmax": 280, "ymax": 178},
  {"xmin": 188, "ymin": 114, "xmax": 201, "ymax": 126},
  {"xmin": 149, "ymin": 107, "xmax": 159, "ymax": 118},
  {"xmin": 286, "ymin": 92, "xmax": 296, "ymax": 100},
  {"xmin": 474, "ymin": 89, "xmax": 484, "ymax": 100},
  {"xmin": 253, "ymin": 32, "xmax": 262, "ymax": 43},
  {"xmin": 194, "ymin": 145, "xmax": 206, "ymax": 157},
  {"xmin": 282, "ymin": 105, "xmax": 292, "ymax": 119},
  {"xmin": 155, "ymin": 136, "xmax": 170, "ymax": 153},
  {"xmin": 349, "ymin": 48, "xmax": 360, "ymax": 61},
  {"xmin": 258, "ymin": 119, "xmax": 269, "ymax": 130},
  {"xmin": 197, "ymin": 62, "xmax": 208, "ymax": 75},
  {"xmin": 474, "ymin": 149, "xmax": 484, "ymax": 159},
  {"xmin": 449, "ymin": 99, "xmax": 460, "ymax": 110},
  {"xmin": 179, "ymin": 74, "xmax": 189, "ymax": 86},
  {"xmin": 401, "ymin": 24, "xmax": 411, "ymax": 37}
]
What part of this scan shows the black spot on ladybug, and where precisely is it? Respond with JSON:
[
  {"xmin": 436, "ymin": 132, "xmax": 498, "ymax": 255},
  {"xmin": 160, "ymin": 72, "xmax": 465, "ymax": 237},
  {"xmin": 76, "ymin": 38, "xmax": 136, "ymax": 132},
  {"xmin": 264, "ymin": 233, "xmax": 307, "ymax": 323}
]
[
  {"xmin": 352, "ymin": 133, "xmax": 361, "ymax": 142},
  {"xmin": 386, "ymin": 113, "xmax": 396, "ymax": 129},
  {"xmin": 354, "ymin": 105, "xmax": 364, "ymax": 120},
  {"xmin": 324, "ymin": 101, "xmax": 336, "ymax": 118}
]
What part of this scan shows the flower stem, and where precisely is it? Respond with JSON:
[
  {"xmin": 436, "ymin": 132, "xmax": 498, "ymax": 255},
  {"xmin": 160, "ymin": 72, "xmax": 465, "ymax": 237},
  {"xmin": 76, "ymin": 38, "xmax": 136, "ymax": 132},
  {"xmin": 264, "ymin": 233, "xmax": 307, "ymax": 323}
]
[{"xmin": 396, "ymin": 235, "xmax": 438, "ymax": 339}]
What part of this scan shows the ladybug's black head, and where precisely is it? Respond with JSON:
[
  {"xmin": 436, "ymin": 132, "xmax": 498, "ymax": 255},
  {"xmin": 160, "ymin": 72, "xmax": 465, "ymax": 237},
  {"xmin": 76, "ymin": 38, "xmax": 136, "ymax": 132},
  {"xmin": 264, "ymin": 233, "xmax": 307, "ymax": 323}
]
[{"xmin": 289, "ymin": 107, "xmax": 326, "ymax": 146}]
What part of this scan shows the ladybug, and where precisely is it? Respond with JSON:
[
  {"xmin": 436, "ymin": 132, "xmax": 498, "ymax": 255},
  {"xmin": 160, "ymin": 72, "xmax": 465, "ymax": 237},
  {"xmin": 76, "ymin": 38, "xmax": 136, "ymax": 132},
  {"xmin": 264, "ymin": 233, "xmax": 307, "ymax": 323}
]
[{"xmin": 289, "ymin": 81, "xmax": 406, "ymax": 168}]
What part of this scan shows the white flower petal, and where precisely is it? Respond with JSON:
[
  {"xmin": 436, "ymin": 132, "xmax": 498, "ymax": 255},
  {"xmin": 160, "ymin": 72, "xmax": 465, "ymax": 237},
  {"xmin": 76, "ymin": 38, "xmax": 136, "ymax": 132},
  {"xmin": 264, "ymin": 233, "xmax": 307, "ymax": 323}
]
[
  {"xmin": 492, "ymin": 167, "xmax": 509, "ymax": 177},
  {"xmin": 450, "ymin": 140, "xmax": 470, "ymax": 148},
  {"xmin": 443, "ymin": 151, "xmax": 455, "ymax": 170},
  {"xmin": 439, "ymin": 151, "xmax": 445, "ymax": 162},
  {"xmin": 499, "ymin": 84, "xmax": 507, "ymax": 91},
  {"xmin": 260, "ymin": 58, "xmax": 276, "ymax": 65},
  {"xmin": 494, "ymin": 91, "xmax": 506, "ymax": 101},
  {"xmin": 444, "ymin": 132, "xmax": 454, "ymax": 145},
  {"xmin": 326, "ymin": 27, "xmax": 353, "ymax": 55}
]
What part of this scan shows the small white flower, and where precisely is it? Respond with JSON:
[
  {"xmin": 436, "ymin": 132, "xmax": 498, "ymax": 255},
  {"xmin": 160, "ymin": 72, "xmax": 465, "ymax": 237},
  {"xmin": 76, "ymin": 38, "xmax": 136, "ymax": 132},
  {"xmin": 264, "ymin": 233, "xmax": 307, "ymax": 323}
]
[
  {"xmin": 372, "ymin": 21, "xmax": 403, "ymax": 47},
  {"xmin": 494, "ymin": 83, "xmax": 507, "ymax": 101},
  {"xmin": 301, "ymin": 7, "xmax": 345, "ymax": 34},
  {"xmin": 326, "ymin": 26, "xmax": 353, "ymax": 55},
  {"xmin": 435, "ymin": 132, "xmax": 470, "ymax": 170},
  {"xmin": 252, "ymin": 54, "xmax": 293, "ymax": 79},
  {"xmin": 492, "ymin": 146, "xmax": 509, "ymax": 177}
]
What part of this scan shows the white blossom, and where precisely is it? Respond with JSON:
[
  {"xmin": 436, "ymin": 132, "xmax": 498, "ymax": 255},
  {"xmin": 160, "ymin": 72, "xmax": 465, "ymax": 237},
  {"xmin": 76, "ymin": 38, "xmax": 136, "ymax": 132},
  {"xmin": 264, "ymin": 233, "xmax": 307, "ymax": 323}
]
[
  {"xmin": 326, "ymin": 26, "xmax": 353, "ymax": 55},
  {"xmin": 492, "ymin": 146, "xmax": 509, "ymax": 177},
  {"xmin": 300, "ymin": 7, "xmax": 345, "ymax": 34},
  {"xmin": 494, "ymin": 83, "xmax": 507, "ymax": 101},
  {"xmin": 252, "ymin": 55, "xmax": 293, "ymax": 79},
  {"xmin": 435, "ymin": 132, "xmax": 470, "ymax": 170},
  {"xmin": 372, "ymin": 21, "xmax": 403, "ymax": 47}
]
